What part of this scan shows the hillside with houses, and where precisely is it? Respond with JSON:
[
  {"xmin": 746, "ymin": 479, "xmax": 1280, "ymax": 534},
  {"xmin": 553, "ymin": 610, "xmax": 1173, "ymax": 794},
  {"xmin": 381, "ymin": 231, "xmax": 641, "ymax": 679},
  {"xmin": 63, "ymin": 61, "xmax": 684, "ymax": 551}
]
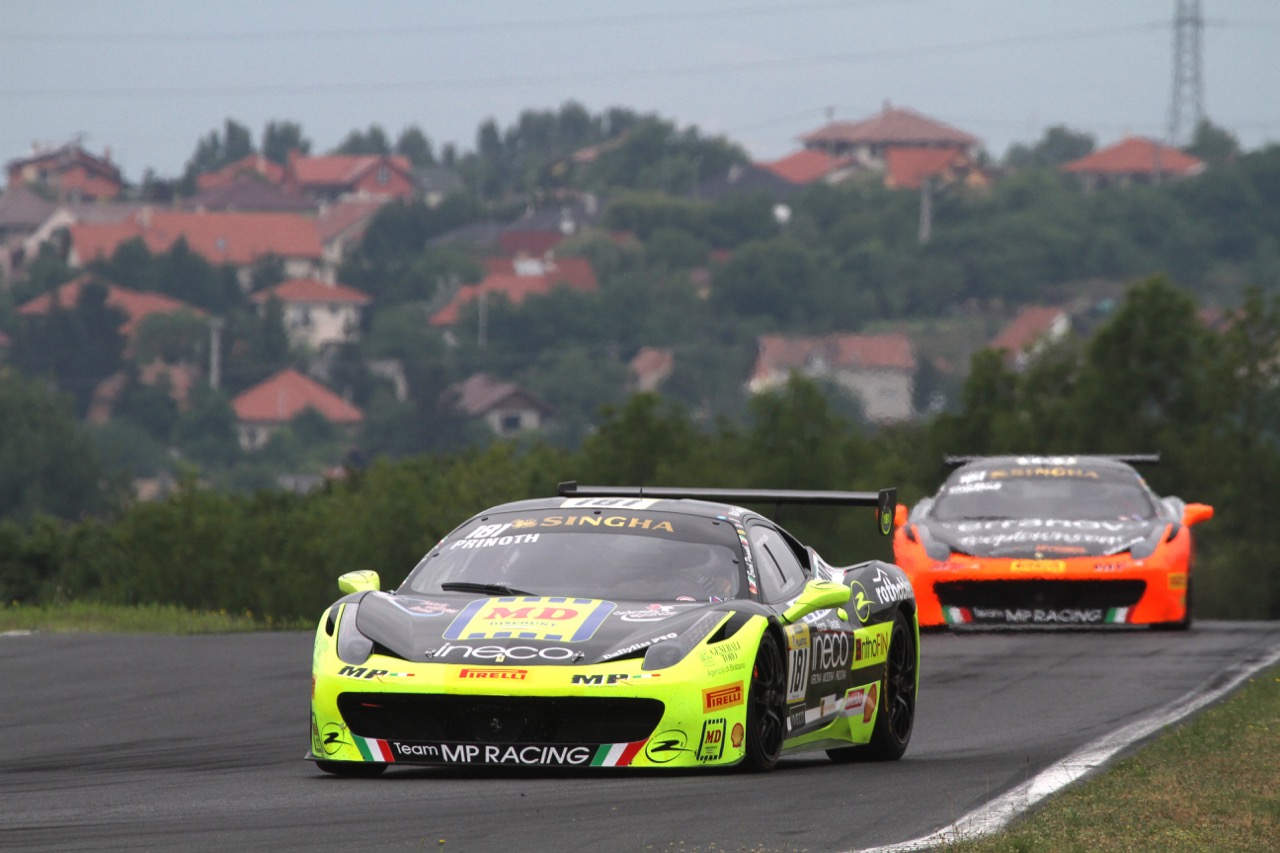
[{"xmin": 0, "ymin": 102, "xmax": 1276, "ymax": 501}]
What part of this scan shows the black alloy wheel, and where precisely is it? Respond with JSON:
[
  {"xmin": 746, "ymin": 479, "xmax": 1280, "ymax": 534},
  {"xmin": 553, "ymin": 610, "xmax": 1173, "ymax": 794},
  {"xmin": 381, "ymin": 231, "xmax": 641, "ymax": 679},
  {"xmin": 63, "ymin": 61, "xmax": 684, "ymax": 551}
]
[{"xmin": 742, "ymin": 630, "xmax": 787, "ymax": 772}]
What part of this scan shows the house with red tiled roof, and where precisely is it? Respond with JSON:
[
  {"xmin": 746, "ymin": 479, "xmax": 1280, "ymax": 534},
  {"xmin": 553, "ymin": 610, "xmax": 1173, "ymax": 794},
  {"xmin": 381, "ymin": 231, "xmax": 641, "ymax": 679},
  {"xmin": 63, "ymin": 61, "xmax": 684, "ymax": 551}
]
[
  {"xmin": 186, "ymin": 176, "xmax": 315, "ymax": 214},
  {"xmin": 67, "ymin": 209, "xmax": 325, "ymax": 288},
  {"xmin": 758, "ymin": 149, "xmax": 861, "ymax": 185},
  {"xmin": 250, "ymin": 277, "xmax": 372, "ymax": 352},
  {"xmin": 6, "ymin": 142, "xmax": 125, "ymax": 201},
  {"xmin": 315, "ymin": 198, "xmax": 385, "ymax": 269},
  {"xmin": 88, "ymin": 359, "xmax": 202, "ymax": 425},
  {"xmin": 884, "ymin": 147, "xmax": 990, "ymax": 190},
  {"xmin": 195, "ymin": 154, "xmax": 286, "ymax": 191},
  {"xmin": 231, "ymin": 368, "xmax": 362, "ymax": 450},
  {"xmin": 283, "ymin": 151, "xmax": 417, "ymax": 202},
  {"xmin": 748, "ymin": 332, "xmax": 917, "ymax": 423},
  {"xmin": 17, "ymin": 274, "xmax": 206, "ymax": 344},
  {"xmin": 1060, "ymin": 137, "xmax": 1204, "ymax": 190},
  {"xmin": 430, "ymin": 256, "xmax": 599, "ymax": 326},
  {"xmin": 800, "ymin": 103, "xmax": 978, "ymax": 160},
  {"xmin": 440, "ymin": 373, "xmax": 552, "ymax": 436},
  {"xmin": 629, "ymin": 347, "xmax": 675, "ymax": 393},
  {"xmin": 987, "ymin": 305, "xmax": 1072, "ymax": 370}
]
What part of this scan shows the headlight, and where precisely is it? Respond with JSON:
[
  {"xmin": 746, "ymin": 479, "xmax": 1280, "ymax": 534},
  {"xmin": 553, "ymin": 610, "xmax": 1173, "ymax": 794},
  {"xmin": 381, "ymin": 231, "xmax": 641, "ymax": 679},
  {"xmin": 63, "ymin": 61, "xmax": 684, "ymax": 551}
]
[
  {"xmin": 642, "ymin": 612, "xmax": 725, "ymax": 671},
  {"xmin": 336, "ymin": 603, "xmax": 373, "ymax": 665}
]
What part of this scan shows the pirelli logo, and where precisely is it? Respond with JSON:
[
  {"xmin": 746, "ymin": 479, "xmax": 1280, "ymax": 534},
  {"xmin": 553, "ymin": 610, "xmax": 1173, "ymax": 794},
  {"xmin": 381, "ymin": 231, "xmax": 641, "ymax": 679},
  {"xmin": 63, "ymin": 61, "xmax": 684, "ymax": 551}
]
[
  {"xmin": 702, "ymin": 683, "xmax": 744, "ymax": 713},
  {"xmin": 458, "ymin": 667, "xmax": 528, "ymax": 680}
]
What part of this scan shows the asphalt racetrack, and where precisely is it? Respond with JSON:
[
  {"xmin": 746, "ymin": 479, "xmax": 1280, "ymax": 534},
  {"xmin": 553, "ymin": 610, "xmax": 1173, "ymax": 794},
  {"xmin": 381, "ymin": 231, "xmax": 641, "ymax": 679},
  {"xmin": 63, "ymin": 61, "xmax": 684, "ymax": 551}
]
[{"xmin": 3, "ymin": 622, "xmax": 1279, "ymax": 853}]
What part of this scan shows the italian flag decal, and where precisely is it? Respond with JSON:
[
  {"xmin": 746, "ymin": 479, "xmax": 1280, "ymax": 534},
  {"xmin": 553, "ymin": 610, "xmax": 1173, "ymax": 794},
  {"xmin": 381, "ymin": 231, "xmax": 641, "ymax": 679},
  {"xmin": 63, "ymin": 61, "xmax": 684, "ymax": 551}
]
[
  {"xmin": 944, "ymin": 606, "xmax": 973, "ymax": 625},
  {"xmin": 590, "ymin": 741, "xmax": 647, "ymax": 767},
  {"xmin": 354, "ymin": 736, "xmax": 394, "ymax": 762},
  {"xmin": 1105, "ymin": 607, "xmax": 1131, "ymax": 624}
]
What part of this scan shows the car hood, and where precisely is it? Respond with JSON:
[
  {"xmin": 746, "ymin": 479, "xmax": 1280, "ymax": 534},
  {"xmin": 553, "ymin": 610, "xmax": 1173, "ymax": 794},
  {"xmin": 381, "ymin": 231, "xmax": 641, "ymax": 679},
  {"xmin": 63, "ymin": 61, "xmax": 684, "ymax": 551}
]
[
  {"xmin": 352, "ymin": 592, "xmax": 726, "ymax": 665},
  {"xmin": 922, "ymin": 516, "xmax": 1160, "ymax": 559}
]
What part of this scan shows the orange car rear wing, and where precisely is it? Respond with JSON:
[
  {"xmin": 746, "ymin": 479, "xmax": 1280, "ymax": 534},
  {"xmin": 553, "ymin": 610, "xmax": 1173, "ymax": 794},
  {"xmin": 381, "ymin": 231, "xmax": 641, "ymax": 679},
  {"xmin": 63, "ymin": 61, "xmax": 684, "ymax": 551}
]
[{"xmin": 943, "ymin": 453, "xmax": 1161, "ymax": 466}]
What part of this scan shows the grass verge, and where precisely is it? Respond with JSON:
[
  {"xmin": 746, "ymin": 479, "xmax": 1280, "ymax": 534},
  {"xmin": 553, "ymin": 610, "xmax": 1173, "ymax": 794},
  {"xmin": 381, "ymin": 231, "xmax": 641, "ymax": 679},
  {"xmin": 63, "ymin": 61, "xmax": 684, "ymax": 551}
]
[
  {"xmin": 0, "ymin": 601, "xmax": 308, "ymax": 633},
  {"xmin": 941, "ymin": 666, "xmax": 1280, "ymax": 853}
]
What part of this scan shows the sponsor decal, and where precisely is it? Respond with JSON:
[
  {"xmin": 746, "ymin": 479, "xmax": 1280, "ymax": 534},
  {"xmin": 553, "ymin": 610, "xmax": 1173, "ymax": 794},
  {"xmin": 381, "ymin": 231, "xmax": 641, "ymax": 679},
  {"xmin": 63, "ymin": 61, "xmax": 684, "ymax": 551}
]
[
  {"xmin": 1014, "ymin": 456, "xmax": 1078, "ymax": 465},
  {"xmin": 1033, "ymin": 545, "xmax": 1088, "ymax": 556},
  {"xmin": 863, "ymin": 683, "xmax": 879, "ymax": 724},
  {"xmin": 849, "ymin": 581, "xmax": 873, "ymax": 623},
  {"xmin": 954, "ymin": 518, "xmax": 1148, "ymax": 551},
  {"xmin": 458, "ymin": 667, "xmax": 528, "ymax": 680},
  {"xmin": 697, "ymin": 717, "xmax": 727, "ymax": 762},
  {"xmin": 384, "ymin": 740, "xmax": 646, "ymax": 767},
  {"xmin": 599, "ymin": 632, "xmax": 680, "ymax": 661},
  {"xmin": 616, "ymin": 604, "xmax": 680, "ymax": 622},
  {"xmin": 702, "ymin": 683, "xmax": 745, "ymax": 713},
  {"xmin": 320, "ymin": 722, "xmax": 348, "ymax": 756},
  {"xmin": 337, "ymin": 665, "xmax": 415, "ymax": 680},
  {"xmin": 872, "ymin": 567, "xmax": 913, "ymax": 604},
  {"xmin": 1093, "ymin": 561, "xmax": 1130, "ymax": 573},
  {"xmin": 401, "ymin": 599, "xmax": 458, "ymax": 616},
  {"xmin": 425, "ymin": 642, "xmax": 580, "ymax": 662},
  {"xmin": 1010, "ymin": 560, "xmax": 1067, "ymax": 574},
  {"xmin": 813, "ymin": 630, "xmax": 851, "ymax": 670},
  {"xmin": 444, "ymin": 597, "xmax": 615, "ymax": 642},
  {"xmin": 560, "ymin": 497, "xmax": 660, "ymax": 509},
  {"xmin": 947, "ymin": 481, "xmax": 1003, "ymax": 495},
  {"xmin": 447, "ymin": 532, "xmax": 542, "ymax": 551},
  {"xmin": 843, "ymin": 687, "xmax": 867, "ymax": 716},
  {"xmin": 531, "ymin": 514, "xmax": 675, "ymax": 532},
  {"xmin": 644, "ymin": 730, "xmax": 691, "ymax": 763},
  {"xmin": 699, "ymin": 639, "xmax": 743, "ymax": 666},
  {"xmin": 1168, "ymin": 573, "xmax": 1187, "ymax": 590},
  {"xmin": 854, "ymin": 630, "xmax": 888, "ymax": 663},
  {"xmin": 958, "ymin": 470, "xmax": 988, "ymax": 484},
  {"xmin": 788, "ymin": 704, "xmax": 806, "ymax": 732},
  {"xmin": 997, "ymin": 608, "xmax": 1105, "ymax": 624},
  {"xmin": 571, "ymin": 672, "xmax": 662, "ymax": 685},
  {"xmin": 731, "ymin": 723, "xmax": 745, "ymax": 749}
]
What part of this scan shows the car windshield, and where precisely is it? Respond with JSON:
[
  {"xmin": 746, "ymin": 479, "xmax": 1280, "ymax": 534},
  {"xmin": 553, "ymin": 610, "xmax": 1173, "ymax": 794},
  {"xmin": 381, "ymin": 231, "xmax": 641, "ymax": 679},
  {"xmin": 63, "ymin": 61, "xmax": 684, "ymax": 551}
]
[
  {"xmin": 399, "ymin": 508, "xmax": 744, "ymax": 602},
  {"xmin": 930, "ymin": 465, "xmax": 1157, "ymax": 522}
]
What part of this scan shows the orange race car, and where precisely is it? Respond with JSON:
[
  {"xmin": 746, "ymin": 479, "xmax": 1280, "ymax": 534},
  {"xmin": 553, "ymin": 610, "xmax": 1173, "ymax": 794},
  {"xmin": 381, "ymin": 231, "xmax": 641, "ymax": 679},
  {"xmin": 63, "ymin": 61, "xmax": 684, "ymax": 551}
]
[{"xmin": 892, "ymin": 455, "xmax": 1213, "ymax": 630}]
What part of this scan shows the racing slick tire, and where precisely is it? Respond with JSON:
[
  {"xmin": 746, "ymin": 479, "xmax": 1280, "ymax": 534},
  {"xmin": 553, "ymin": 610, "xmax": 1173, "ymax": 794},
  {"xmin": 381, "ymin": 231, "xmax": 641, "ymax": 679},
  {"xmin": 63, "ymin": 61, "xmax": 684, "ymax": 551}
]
[
  {"xmin": 316, "ymin": 760, "xmax": 387, "ymax": 778},
  {"xmin": 742, "ymin": 630, "xmax": 787, "ymax": 772},
  {"xmin": 827, "ymin": 609, "xmax": 917, "ymax": 763}
]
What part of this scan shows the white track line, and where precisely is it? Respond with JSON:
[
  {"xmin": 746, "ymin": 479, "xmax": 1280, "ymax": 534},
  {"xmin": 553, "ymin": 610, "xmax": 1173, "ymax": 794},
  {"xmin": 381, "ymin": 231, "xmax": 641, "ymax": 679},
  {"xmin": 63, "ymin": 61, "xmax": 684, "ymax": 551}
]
[{"xmin": 857, "ymin": 641, "xmax": 1280, "ymax": 853}]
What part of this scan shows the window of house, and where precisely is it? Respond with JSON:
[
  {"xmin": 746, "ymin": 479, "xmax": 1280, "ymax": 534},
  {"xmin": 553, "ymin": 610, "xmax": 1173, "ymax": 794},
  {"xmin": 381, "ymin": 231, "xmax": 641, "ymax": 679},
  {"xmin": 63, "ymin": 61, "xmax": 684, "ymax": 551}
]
[{"xmin": 500, "ymin": 413, "xmax": 524, "ymax": 433}]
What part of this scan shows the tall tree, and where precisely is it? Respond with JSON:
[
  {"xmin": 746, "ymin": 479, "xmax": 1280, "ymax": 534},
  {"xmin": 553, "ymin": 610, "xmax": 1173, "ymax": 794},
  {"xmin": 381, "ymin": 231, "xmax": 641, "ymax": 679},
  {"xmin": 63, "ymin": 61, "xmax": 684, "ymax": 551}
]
[{"xmin": 262, "ymin": 120, "xmax": 311, "ymax": 163}]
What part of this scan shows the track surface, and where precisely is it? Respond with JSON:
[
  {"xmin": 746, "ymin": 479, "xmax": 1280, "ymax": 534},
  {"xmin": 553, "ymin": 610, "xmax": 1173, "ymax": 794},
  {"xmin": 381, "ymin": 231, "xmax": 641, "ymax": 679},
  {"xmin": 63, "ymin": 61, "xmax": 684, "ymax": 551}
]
[{"xmin": 2, "ymin": 623, "xmax": 1278, "ymax": 853}]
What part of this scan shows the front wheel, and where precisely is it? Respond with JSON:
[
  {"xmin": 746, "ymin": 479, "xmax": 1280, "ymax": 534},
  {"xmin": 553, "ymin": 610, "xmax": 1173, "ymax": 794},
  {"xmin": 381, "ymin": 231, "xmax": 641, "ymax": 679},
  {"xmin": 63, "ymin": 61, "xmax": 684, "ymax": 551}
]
[
  {"xmin": 742, "ymin": 630, "xmax": 787, "ymax": 772},
  {"xmin": 828, "ymin": 609, "xmax": 917, "ymax": 762},
  {"xmin": 316, "ymin": 760, "xmax": 387, "ymax": 778}
]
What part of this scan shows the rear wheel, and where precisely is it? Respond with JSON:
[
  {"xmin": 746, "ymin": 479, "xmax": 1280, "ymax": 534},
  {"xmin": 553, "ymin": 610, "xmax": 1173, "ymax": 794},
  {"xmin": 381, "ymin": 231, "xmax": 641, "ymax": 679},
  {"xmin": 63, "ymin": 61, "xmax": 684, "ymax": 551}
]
[
  {"xmin": 742, "ymin": 630, "xmax": 786, "ymax": 772},
  {"xmin": 828, "ymin": 609, "xmax": 917, "ymax": 762},
  {"xmin": 316, "ymin": 760, "xmax": 387, "ymax": 778}
]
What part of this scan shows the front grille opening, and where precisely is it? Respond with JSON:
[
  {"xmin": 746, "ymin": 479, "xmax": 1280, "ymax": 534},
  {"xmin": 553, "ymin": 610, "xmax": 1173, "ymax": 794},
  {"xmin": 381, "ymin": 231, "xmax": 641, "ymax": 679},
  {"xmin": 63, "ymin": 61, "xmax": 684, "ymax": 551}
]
[
  {"xmin": 338, "ymin": 693, "xmax": 664, "ymax": 744},
  {"xmin": 935, "ymin": 579, "xmax": 1146, "ymax": 610}
]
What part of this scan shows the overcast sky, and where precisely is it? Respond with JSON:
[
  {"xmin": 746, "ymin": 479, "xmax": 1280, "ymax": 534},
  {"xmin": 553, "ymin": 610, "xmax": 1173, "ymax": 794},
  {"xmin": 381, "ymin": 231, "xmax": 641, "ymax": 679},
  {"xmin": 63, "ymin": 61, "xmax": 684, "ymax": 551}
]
[{"xmin": 4, "ymin": 0, "xmax": 1279, "ymax": 182}]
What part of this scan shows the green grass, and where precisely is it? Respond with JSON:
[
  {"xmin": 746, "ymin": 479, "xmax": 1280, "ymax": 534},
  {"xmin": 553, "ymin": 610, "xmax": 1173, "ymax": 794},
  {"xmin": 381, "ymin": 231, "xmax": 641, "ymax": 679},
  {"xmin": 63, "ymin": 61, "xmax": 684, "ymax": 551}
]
[
  {"xmin": 941, "ymin": 667, "xmax": 1280, "ymax": 853},
  {"xmin": 0, "ymin": 601, "xmax": 308, "ymax": 633}
]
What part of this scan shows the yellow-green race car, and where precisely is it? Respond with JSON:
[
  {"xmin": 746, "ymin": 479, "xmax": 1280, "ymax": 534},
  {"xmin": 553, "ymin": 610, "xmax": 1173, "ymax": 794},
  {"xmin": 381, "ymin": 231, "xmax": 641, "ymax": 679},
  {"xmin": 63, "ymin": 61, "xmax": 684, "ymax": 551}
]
[{"xmin": 309, "ymin": 482, "xmax": 918, "ymax": 775}]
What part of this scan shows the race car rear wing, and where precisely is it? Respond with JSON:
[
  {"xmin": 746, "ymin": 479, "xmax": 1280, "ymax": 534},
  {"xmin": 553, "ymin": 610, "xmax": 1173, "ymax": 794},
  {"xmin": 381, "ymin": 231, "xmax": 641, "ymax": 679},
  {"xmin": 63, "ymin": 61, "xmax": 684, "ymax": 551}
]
[
  {"xmin": 943, "ymin": 453, "xmax": 1161, "ymax": 466},
  {"xmin": 557, "ymin": 481, "xmax": 898, "ymax": 536}
]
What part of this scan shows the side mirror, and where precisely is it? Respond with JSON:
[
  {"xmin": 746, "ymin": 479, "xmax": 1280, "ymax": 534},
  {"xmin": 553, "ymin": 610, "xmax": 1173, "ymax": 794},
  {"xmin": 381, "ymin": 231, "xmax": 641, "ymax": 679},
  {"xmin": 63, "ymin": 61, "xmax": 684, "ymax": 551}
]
[
  {"xmin": 1182, "ymin": 503, "xmax": 1214, "ymax": 527},
  {"xmin": 338, "ymin": 570, "xmax": 381, "ymax": 594},
  {"xmin": 894, "ymin": 504, "xmax": 909, "ymax": 528},
  {"xmin": 780, "ymin": 580, "xmax": 853, "ymax": 625}
]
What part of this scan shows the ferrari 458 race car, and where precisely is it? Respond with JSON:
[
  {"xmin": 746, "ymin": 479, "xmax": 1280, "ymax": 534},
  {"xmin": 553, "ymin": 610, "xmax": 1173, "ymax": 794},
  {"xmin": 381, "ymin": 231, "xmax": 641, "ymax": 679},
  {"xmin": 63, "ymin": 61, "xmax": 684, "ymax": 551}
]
[
  {"xmin": 892, "ymin": 455, "xmax": 1213, "ymax": 630},
  {"xmin": 309, "ymin": 482, "xmax": 918, "ymax": 775}
]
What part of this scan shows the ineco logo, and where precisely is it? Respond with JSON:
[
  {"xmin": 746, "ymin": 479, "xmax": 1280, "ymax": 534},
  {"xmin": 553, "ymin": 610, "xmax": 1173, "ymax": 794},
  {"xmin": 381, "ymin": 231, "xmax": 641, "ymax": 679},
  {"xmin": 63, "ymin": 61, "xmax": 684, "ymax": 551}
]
[{"xmin": 702, "ymin": 683, "xmax": 744, "ymax": 713}]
